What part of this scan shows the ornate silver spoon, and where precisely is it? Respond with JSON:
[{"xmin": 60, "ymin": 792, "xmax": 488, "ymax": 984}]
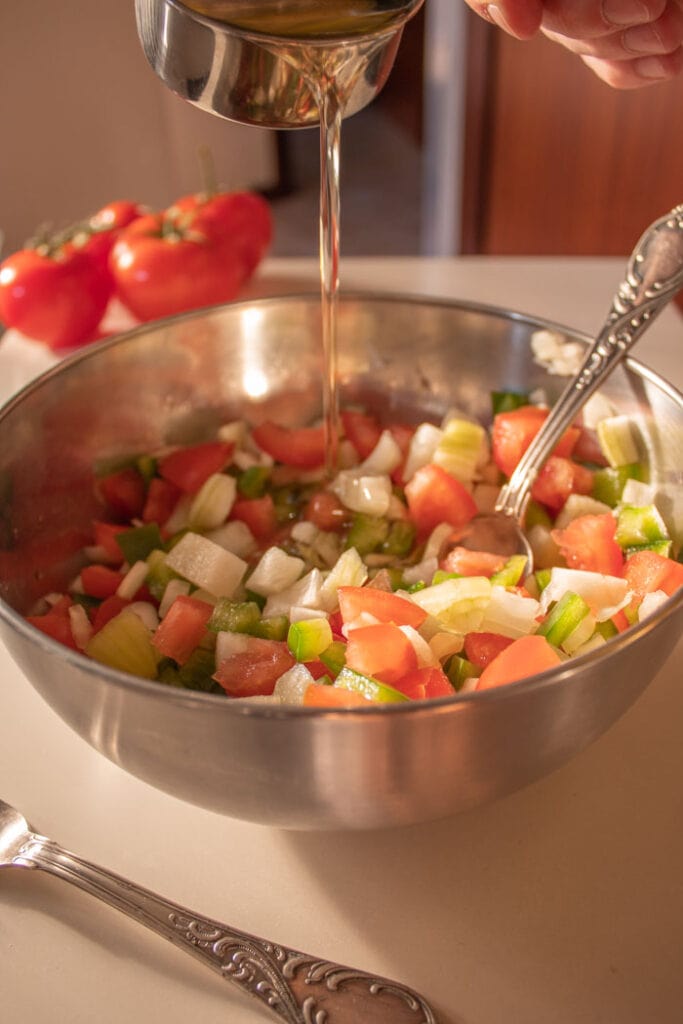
[
  {"xmin": 0, "ymin": 797, "xmax": 438, "ymax": 1023},
  {"xmin": 455, "ymin": 204, "xmax": 683, "ymax": 569}
]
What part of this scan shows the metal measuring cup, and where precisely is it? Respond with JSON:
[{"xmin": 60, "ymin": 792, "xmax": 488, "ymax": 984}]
[{"xmin": 134, "ymin": 0, "xmax": 425, "ymax": 128}]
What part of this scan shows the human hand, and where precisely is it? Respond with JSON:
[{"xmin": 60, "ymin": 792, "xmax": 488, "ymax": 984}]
[{"xmin": 464, "ymin": 1, "xmax": 683, "ymax": 88}]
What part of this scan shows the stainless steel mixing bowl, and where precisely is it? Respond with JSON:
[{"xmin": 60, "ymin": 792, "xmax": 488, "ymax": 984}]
[{"xmin": 0, "ymin": 294, "xmax": 681, "ymax": 830}]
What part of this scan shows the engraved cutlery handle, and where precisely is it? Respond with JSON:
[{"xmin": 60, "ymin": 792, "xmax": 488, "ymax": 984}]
[
  {"xmin": 497, "ymin": 204, "xmax": 683, "ymax": 521},
  {"xmin": 14, "ymin": 832, "xmax": 437, "ymax": 1024}
]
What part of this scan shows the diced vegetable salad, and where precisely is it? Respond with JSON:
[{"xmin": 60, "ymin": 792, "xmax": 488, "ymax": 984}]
[{"xmin": 26, "ymin": 392, "xmax": 683, "ymax": 706}]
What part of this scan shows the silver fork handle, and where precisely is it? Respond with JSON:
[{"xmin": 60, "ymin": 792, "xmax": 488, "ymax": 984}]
[
  {"xmin": 496, "ymin": 204, "xmax": 683, "ymax": 522},
  {"xmin": 14, "ymin": 833, "xmax": 436, "ymax": 1024}
]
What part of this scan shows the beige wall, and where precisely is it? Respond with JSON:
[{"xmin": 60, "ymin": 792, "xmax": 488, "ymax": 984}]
[{"xmin": 0, "ymin": 1, "xmax": 278, "ymax": 255}]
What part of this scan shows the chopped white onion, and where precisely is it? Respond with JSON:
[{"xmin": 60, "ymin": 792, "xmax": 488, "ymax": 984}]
[
  {"xmin": 553, "ymin": 494, "xmax": 613, "ymax": 528},
  {"xmin": 204, "ymin": 520, "xmax": 257, "ymax": 559},
  {"xmin": 127, "ymin": 601, "xmax": 160, "ymax": 632},
  {"xmin": 402, "ymin": 422, "xmax": 443, "ymax": 482},
  {"xmin": 162, "ymin": 493, "xmax": 192, "ymax": 535},
  {"xmin": 540, "ymin": 567, "xmax": 631, "ymax": 622},
  {"xmin": 247, "ymin": 547, "xmax": 305, "ymax": 597},
  {"xmin": 424, "ymin": 522, "xmax": 453, "ymax": 561},
  {"xmin": 116, "ymin": 560, "xmax": 149, "ymax": 601},
  {"xmin": 342, "ymin": 610, "xmax": 381, "ymax": 636},
  {"xmin": 428, "ymin": 630, "xmax": 464, "ymax": 661},
  {"xmin": 159, "ymin": 578, "xmax": 191, "ymax": 618},
  {"xmin": 217, "ymin": 420, "xmax": 247, "ymax": 445},
  {"xmin": 273, "ymin": 664, "xmax": 316, "ymax": 705},
  {"xmin": 319, "ymin": 547, "xmax": 368, "ymax": 610},
  {"xmin": 620, "ymin": 479, "xmax": 657, "ymax": 506},
  {"xmin": 68, "ymin": 603, "xmax": 93, "ymax": 651},
  {"xmin": 409, "ymin": 576, "xmax": 492, "ymax": 633},
  {"xmin": 401, "ymin": 557, "xmax": 438, "ymax": 586},
  {"xmin": 187, "ymin": 472, "xmax": 237, "ymax": 531},
  {"xmin": 399, "ymin": 624, "xmax": 438, "ymax": 666},
  {"xmin": 165, "ymin": 532, "xmax": 247, "ymax": 599},
  {"xmin": 288, "ymin": 604, "xmax": 331, "ymax": 623},
  {"xmin": 479, "ymin": 585, "xmax": 540, "ymax": 638},
  {"xmin": 215, "ymin": 630, "xmax": 252, "ymax": 664},
  {"xmin": 263, "ymin": 568, "xmax": 325, "ymax": 619},
  {"xmin": 291, "ymin": 520, "xmax": 317, "ymax": 544},
  {"xmin": 639, "ymin": 590, "xmax": 670, "ymax": 621},
  {"xmin": 330, "ymin": 470, "xmax": 392, "ymax": 516},
  {"xmin": 358, "ymin": 429, "xmax": 402, "ymax": 476}
]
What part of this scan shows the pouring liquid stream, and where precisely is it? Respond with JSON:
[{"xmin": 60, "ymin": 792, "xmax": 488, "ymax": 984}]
[
  {"xmin": 277, "ymin": 37, "xmax": 391, "ymax": 476},
  {"xmin": 179, "ymin": 1, "xmax": 421, "ymax": 476}
]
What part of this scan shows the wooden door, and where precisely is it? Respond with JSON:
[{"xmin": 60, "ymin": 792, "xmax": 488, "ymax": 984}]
[{"xmin": 462, "ymin": 15, "xmax": 683, "ymax": 257}]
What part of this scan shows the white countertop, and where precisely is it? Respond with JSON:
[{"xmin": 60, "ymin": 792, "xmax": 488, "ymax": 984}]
[{"xmin": 1, "ymin": 257, "xmax": 682, "ymax": 1024}]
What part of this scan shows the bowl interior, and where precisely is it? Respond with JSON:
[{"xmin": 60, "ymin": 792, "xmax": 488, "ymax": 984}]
[{"xmin": 0, "ymin": 293, "xmax": 682, "ymax": 617}]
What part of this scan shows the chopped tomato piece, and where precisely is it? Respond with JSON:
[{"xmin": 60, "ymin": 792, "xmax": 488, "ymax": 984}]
[
  {"xmin": 328, "ymin": 609, "xmax": 345, "ymax": 640},
  {"xmin": 624, "ymin": 550, "xmax": 683, "ymax": 599},
  {"xmin": 492, "ymin": 405, "xmax": 580, "ymax": 478},
  {"xmin": 158, "ymin": 441, "xmax": 234, "ymax": 494},
  {"xmin": 464, "ymin": 632, "xmax": 515, "ymax": 669},
  {"xmin": 344, "ymin": 622, "xmax": 419, "ymax": 686},
  {"xmin": 214, "ymin": 637, "xmax": 295, "ymax": 697},
  {"xmin": 230, "ymin": 494, "xmax": 278, "ymax": 542},
  {"xmin": 93, "ymin": 520, "xmax": 127, "ymax": 564},
  {"xmin": 337, "ymin": 586, "xmax": 427, "ymax": 628},
  {"xmin": 303, "ymin": 682, "xmax": 371, "ymax": 707},
  {"xmin": 152, "ymin": 595, "xmax": 213, "ymax": 664},
  {"xmin": 531, "ymin": 456, "xmax": 594, "ymax": 513},
  {"xmin": 422, "ymin": 665, "xmax": 457, "ymax": 698},
  {"xmin": 394, "ymin": 665, "xmax": 455, "ymax": 700},
  {"xmin": 252, "ymin": 421, "xmax": 325, "ymax": 469},
  {"xmin": 552, "ymin": 513, "xmax": 624, "ymax": 576},
  {"xmin": 611, "ymin": 609, "xmax": 631, "ymax": 633},
  {"xmin": 441, "ymin": 547, "xmax": 506, "ymax": 578},
  {"xmin": 341, "ymin": 409, "xmax": 382, "ymax": 459},
  {"xmin": 26, "ymin": 595, "xmax": 78, "ymax": 650},
  {"xmin": 304, "ymin": 491, "xmax": 349, "ymax": 532},
  {"xmin": 304, "ymin": 659, "xmax": 331, "ymax": 680},
  {"xmin": 143, "ymin": 477, "xmax": 181, "ymax": 525},
  {"xmin": 477, "ymin": 634, "xmax": 562, "ymax": 690},
  {"xmin": 498, "ymin": 409, "xmax": 579, "ymax": 474},
  {"xmin": 97, "ymin": 467, "xmax": 146, "ymax": 519},
  {"xmin": 404, "ymin": 463, "xmax": 477, "ymax": 540},
  {"xmin": 92, "ymin": 594, "xmax": 131, "ymax": 633},
  {"xmin": 81, "ymin": 564, "xmax": 125, "ymax": 599}
]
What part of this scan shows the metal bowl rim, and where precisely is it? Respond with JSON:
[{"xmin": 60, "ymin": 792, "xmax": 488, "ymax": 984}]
[{"xmin": 1, "ymin": 290, "xmax": 681, "ymax": 716}]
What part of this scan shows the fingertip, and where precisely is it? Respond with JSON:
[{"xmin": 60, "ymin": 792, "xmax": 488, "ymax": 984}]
[{"xmin": 484, "ymin": 2, "xmax": 543, "ymax": 39}]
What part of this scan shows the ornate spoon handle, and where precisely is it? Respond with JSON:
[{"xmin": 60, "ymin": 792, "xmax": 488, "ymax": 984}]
[
  {"xmin": 13, "ymin": 831, "xmax": 438, "ymax": 1024},
  {"xmin": 497, "ymin": 204, "xmax": 683, "ymax": 521}
]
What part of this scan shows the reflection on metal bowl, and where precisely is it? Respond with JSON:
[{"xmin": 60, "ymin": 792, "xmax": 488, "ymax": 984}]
[{"xmin": 0, "ymin": 294, "xmax": 681, "ymax": 830}]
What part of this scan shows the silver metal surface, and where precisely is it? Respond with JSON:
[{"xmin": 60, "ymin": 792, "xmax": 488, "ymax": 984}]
[
  {"xmin": 0, "ymin": 294, "xmax": 681, "ymax": 830},
  {"xmin": 134, "ymin": 0, "xmax": 424, "ymax": 128},
  {"xmin": 0, "ymin": 798, "xmax": 437, "ymax": 1022}
]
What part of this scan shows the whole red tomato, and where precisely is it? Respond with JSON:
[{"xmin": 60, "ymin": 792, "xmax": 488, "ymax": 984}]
[
  {"xmin": 0, "ymin": 244, "xmax": 114, "ymax": 351},
  {"xmin": 75, "ymin": 200, "xmax": 147, "ymax": 283},
  {"xmin": 110, "ymin": 191, "xmax": 272, "ymax": 322},
  {"xmin": 89, "ymin": 200, "xmax": 147, "ymax": 234},
  {"xmin": 168, "ymin": 191, "xmax": 273, "ymax": 274}
]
